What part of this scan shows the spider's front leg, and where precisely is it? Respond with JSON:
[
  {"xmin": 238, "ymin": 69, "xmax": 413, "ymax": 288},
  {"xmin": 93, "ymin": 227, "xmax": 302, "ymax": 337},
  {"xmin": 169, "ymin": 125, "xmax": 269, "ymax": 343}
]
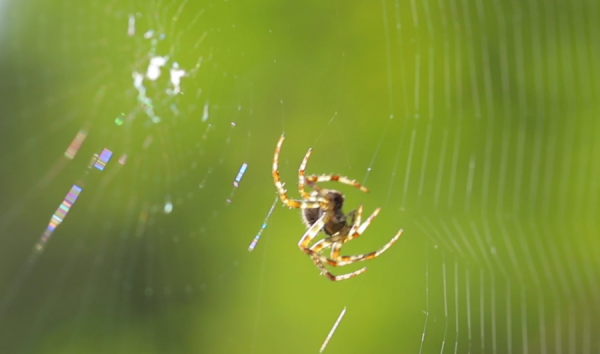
[
  {"xmin": 304, "ymin": 174, "xmax": 370, "ymax": 193},
  {"xmin": 272, "ymin": 135, "xmax": 323, "ymax": 209},
  {"xmin": 298, "ymin": 213, "xmax": 330, "ymax": 252}
]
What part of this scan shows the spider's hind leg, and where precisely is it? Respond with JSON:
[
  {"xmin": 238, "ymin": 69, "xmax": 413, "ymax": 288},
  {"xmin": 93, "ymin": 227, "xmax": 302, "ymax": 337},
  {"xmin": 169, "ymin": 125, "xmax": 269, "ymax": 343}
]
[{"xmin": 297, "ymin": 148, "xmax": 314, "ymax": 199}]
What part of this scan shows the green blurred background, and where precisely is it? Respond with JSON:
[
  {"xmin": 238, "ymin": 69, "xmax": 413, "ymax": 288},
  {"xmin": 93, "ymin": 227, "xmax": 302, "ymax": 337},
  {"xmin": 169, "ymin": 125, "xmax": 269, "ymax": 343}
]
[{"xmin": 0, "ymin": 0, "xmax": 598, "ymax": 353}]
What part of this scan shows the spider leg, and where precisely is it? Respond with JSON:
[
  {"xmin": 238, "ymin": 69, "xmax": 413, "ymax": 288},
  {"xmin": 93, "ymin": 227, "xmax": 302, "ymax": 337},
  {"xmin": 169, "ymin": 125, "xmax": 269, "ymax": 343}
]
[
  {"xmin": 306, "ymin": 229, "xmax": 342, "ymax": 254},
  {"xmin": 344, "ymin": 206, "xmax": 378, "ymax": 244},
  {"xmin": 308, "ymin": 238, "xmax": 329, "ymax": 253},
  {"xmin": 306, "ymin": 240, "xmax": 367, "ymax": 281},
  {"xmin": 307, "ymin": 238, "xmax": 367, "ymax": 281},
  {"xmin": 305, "ymin": 174, "xmax": 370, "ymax": 193},
  {"xmin": 298, "ymin": 147, "xmax": 313, "ymax": 199},
  {"xmin": 347, "ymin": 206, "xmax": 363, "ymax": 236},
  {"xmin": 298, "ymin": 213, "xmax": 331, "ymax": 251},
  {"xmin": 308, "ymin": 252, "xmax": 367, "ymax": 281},
  {"xmin": 319, "ymin": 229, "xmax": 403, "ymax": 267},
  {"xmin": 273, "ymin": 135, "xmax": 323, "ymax": 209},
  {"xmin": 296, "ymin": 141, "xmax": 368, "ymax": 196},
  {"xmin": 308, "ymin": 207, "xmax": 402, "ymax": 267}
]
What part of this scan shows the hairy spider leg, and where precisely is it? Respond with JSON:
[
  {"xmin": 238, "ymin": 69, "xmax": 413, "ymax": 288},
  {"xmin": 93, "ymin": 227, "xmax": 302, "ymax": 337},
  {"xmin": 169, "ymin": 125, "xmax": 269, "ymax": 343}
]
[
  {"xmin": 305, "ymin": 207, "xmax": 401, "ymax": 268},
  {"xmin": 297, "ymin": 212, "xmax": 331, "ymax": 251},
  {"xmin": 304, "ymin": 174, "xmax": 370, "ymax": 193},
  {"xmin": 340, "ymin": 207, "xmax": 380, "ymax": 244},
  {"xmin": 273, "ymin": 135, "xmax": 323, "ymax": 209},
  {"xmin": 299, "ymin": 147, "xmax": 369, "ymax": 198},
  {"xmin": 346, "ymin": 207, "xmax": 362, "ymax": 234},
  {"xmin": 298, "ymin": 147, "xmax": 313, "ymax": 199},
  {"xmin": 309, "ymin": 254, "xmax": 367, "ymax": 281},
  {"xmin": 315, "ymin": 228, "xmax": 403, "ymax": 268}
]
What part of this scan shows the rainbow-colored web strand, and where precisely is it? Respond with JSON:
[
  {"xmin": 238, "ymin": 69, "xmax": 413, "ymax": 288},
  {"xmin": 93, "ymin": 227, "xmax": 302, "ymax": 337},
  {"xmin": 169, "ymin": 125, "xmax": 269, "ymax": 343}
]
[
  {"xmin": 33, "ymin": 184, "xmax": 82, "ymax": 257},
  {"xmin": 64, "ymin": 129, "xmax": 88, "ymax": 159},
  {"xmin": 233, "ymin": 163, "xmax": 248, "ymax": 187},
  {"xmin": 248, "ymin": 196, "xmax": 278, "ymax": 251},
  {"xmin": 94, "ymin": 148, "xmax": 113, "ymax": 170},
  {"xmin": 30, "ymin": 149, "xmax": 113, "ymax": 261},
  {"xmin": 226, "ymin": 163, "xmax": 248, "ymax": 203},
  {"xmin": 319, "ymin": 307, "xmax": 347, "ymax": 353}
]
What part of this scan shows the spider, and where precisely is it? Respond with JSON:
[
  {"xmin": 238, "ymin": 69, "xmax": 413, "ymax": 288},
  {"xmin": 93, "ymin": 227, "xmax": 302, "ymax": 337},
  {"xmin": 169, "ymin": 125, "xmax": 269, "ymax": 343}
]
[{"xmin": 272, "ymin": 135, "xmax": 403, "ymax": 281}]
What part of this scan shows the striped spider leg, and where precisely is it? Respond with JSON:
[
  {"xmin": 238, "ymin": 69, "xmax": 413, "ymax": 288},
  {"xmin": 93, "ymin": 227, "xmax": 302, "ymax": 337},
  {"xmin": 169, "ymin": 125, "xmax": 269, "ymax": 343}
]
[
  {"xmin": 303, "ymin": 206, "xmax": 403, "ymax": 281},
  {"xmin": 297, "ymin": 144, "xmax": 369, "ymax": 200}
]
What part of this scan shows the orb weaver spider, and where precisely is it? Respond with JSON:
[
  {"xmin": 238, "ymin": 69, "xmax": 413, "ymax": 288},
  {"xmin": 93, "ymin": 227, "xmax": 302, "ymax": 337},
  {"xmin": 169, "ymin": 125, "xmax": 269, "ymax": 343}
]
[{"xmin": 272, "ymin": 135, "xmax": 402, "ymax": 281}]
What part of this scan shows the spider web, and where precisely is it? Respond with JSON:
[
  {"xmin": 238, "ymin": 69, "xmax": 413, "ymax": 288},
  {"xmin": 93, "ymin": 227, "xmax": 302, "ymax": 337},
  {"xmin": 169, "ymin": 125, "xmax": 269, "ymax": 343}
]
[{"xmin": 0, "ymin": 0, "xmax": 599, "ymax": 353}]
